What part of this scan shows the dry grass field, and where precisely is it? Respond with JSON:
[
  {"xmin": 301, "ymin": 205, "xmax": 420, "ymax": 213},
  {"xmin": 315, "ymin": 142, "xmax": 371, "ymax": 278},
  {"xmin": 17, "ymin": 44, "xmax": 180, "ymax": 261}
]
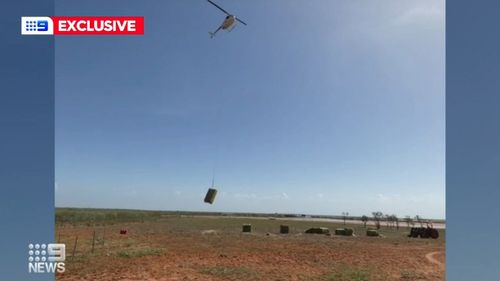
[{"xmin": 56, "ymin": 209, "xmax": 445, "ymax": 281}]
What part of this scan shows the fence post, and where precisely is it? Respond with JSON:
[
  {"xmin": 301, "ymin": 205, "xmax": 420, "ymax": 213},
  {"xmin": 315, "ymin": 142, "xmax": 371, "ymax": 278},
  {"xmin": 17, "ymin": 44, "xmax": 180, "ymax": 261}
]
[
  {"xmin": 91, "ymin": 230, "xmax": 96, "ymax": 254},
  {"xmin": 72, "ymin": 236, "xmax": 78, "ymax": 257}
]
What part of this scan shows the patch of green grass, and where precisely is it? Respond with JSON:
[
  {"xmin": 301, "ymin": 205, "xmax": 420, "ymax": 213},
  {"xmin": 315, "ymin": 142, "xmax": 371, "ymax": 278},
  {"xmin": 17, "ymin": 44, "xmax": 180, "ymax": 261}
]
[
  {"xmin": 199, "ymin": 266, "xmax": 259, "ymax": 280},
  {"xmin": 400, "ymin": 270, "xmax": 427, "ymax": 280},
  {"xmin": 325, "ymin": 270, "xmax": 369, "ymax": 281},
  {"xmin": 56, "ymin": 208, "xmax": 165, "ymax": 226},
  {"xmin": 400, "ymin": 270, "xmax": 415, "ymax": 280},
  {"xmin": 320, "ymin": 265, "xmax": 388, "ymax": 281},
  {"xmin": 116, "ymin": 247, "xmax": 164, "ymax": 258},
  {"xmin": 66, "ymin": 255, "xmax": 90, "ymax": 263}
]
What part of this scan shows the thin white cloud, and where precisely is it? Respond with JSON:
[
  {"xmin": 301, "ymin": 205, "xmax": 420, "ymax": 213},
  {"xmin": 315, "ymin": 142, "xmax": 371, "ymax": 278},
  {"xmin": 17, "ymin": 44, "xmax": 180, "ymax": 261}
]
[
  {"xmin": 376, "ymin": 193, "xmax": 401, "ymax": 202},
  {"xmin": 125, "ymin": 190, "xmax": 138, "ymax": 196},
  {"xmin": 393, "ymin": 5, "xmax": 443, "ymax": 26},
  {"xmin": 233, "ymin": 193, "xmax": 257, "ymax": 199},
  {"xmin": 374, "ymin": 193, "xmax": 442, "ymax": 204},
  {"xmin": 231, "ymin": 192, "xmax": 291, "ymax": 201}
]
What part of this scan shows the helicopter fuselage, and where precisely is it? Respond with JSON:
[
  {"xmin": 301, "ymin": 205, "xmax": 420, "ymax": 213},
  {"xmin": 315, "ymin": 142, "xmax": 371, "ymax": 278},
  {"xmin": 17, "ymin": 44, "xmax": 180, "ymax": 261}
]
[
  {"xmin": 221, "ymin": 15, "xmax": 236, "ymax": 30},
  {"xmin": 207, "ymin": 0, "xmax": 246, "ymax": 38}
]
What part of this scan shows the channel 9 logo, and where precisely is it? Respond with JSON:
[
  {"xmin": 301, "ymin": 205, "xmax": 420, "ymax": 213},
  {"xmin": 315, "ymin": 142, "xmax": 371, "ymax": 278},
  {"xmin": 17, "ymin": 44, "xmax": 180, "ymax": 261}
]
[
  {"xmin": 21, "ymin": 16, "xmax": 144, "ymax": 35},
  {"xmin": 21, "ymin": 17, "xmax": 54, "ymax": 35},
  {"xmin": 28, "ymin": 243, "xmax": 65, "ymax": 273}
]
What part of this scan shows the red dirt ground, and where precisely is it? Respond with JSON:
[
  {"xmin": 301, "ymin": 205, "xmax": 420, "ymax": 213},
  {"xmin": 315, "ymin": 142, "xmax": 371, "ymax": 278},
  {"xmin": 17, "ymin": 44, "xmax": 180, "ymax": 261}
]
[{"xmin": 56, "ymin": 218, "xmax": 445, "ymax": 281}]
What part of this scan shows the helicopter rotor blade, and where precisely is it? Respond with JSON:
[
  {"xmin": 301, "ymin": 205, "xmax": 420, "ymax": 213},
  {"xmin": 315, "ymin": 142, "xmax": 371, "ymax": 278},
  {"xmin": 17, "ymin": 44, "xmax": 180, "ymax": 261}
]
[
  {"xmin": 236, "ymin": 18, "xmax": 247, "ymax": 26},
  {"xmin": 206, "ymin": 0, "xmax": 231, "ymax": 16}
]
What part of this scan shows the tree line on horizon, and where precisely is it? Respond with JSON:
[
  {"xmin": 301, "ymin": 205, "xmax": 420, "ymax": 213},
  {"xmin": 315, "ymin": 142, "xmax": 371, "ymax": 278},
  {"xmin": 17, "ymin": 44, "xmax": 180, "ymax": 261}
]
[{"xmin": 351, "ymin": 212, "xmax": 433, "ymax": 230}]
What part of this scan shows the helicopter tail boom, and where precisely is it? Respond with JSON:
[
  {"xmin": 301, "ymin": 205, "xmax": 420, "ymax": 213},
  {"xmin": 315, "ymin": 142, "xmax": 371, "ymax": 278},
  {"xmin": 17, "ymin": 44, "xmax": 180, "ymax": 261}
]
[{"xmin": 209, "ymin": 25, "xmax": 222, "ymax": 38}]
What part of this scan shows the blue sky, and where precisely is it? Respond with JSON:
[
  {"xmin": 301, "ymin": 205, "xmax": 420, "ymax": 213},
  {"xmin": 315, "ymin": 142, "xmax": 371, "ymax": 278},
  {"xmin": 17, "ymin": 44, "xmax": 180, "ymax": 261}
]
[{"xmin": 55, "ymin": 0, "xmax": 445, "ymax": 219}]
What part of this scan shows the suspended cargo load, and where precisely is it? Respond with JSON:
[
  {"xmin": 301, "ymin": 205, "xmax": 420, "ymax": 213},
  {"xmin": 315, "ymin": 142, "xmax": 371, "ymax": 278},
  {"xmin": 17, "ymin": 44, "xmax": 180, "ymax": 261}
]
[{"xmin": 204, "ymin": 188, "xmax": 218, "ymax": 204}]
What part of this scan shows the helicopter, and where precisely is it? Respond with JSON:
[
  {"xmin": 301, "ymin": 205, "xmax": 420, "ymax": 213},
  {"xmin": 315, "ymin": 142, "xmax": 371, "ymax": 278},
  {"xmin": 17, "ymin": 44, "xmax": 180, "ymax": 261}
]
[{"xmin": 206, "ymin": 0, "xmax": 247, "ymax": 38}]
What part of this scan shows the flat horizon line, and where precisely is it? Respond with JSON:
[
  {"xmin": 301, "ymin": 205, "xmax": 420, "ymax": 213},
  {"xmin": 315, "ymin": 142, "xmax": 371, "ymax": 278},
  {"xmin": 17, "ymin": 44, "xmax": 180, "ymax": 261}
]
[{"xmin": 55, "ymin": 206, "xmax": 446, "ymax": 222}]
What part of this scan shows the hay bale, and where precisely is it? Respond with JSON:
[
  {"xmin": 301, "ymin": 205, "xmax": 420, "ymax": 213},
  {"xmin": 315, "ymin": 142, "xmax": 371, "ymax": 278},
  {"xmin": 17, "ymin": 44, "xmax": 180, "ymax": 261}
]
[
  {"xmin": 334, "ymin": 228, "xmax": 354, "ymax": 236},
  {"xmin": 344, "ymin": 228, "xmax": 354, "ymax": 236},
  {"xmin": 204, "ymin": 188, "xmax": 217, "ymax": 204},
  {"xmin": 305, "ymin": 227, "xmax": 329, "ymax": 234},
  {"xmin": 319, "ymin": 227, "xmax": 329, "ymax": 234},
  {"xmin": 335, "ymin": 228, "xmax": 347, "ymax": 235},
  {"xmin": 280, "ymin": 225, "xmax": 290, "ymax": 234},
  {"xmin": 366, "ymin": 229, "xmax": 379, "ymax": 237},
  {"xmin": 242, "ymin": 224, "xmax": 252, "ymax": 233}
]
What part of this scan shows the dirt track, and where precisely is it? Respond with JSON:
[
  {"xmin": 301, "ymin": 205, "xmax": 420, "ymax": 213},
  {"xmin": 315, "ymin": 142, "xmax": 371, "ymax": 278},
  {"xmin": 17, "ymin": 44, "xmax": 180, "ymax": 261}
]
[{"xmin": 425, "ymin": 251, "xmax": 445, "ymax": 270}]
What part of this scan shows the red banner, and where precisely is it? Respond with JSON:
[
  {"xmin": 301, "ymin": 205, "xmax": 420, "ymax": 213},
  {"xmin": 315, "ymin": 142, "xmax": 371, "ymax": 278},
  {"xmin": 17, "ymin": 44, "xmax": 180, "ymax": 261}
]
[{"xmin": 51, "ymin": 16, "xmax": 144, "ymax": 35}]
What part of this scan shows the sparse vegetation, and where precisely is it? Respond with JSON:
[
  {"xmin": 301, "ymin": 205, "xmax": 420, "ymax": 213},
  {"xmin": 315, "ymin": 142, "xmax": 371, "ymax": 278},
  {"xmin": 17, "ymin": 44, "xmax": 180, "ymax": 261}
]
[
  {"xmin": 55, "ymin": 208, "xmax": 445, "ymax": 281},
  {"xmin": 372, "ymin": 211, "xmax": 383, "ymax": 230},
  {"xmin": 361, "ymin": 215, "xmax": 369, "ymax": 228},
  {"xmin": 321, "ymin": 265, "xmax": 387, "ymax": 281},
  {"xmin": 117, "ymin": 247, "xmax": 164, "ymax": 258},
  {"xmin": 415, "ymin": 215, "xmax": 423, "ymax": 227},
  {"xmin": 55, "ymin": 208, "xmax": 166, "ymax": 226},
  {"xmin": 199, "ymin": 266, "xmax": 259, "ymax": 280},
  {"xmin": 342, "ymin": 212, "xmax": 349, "ymax": 225}
]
